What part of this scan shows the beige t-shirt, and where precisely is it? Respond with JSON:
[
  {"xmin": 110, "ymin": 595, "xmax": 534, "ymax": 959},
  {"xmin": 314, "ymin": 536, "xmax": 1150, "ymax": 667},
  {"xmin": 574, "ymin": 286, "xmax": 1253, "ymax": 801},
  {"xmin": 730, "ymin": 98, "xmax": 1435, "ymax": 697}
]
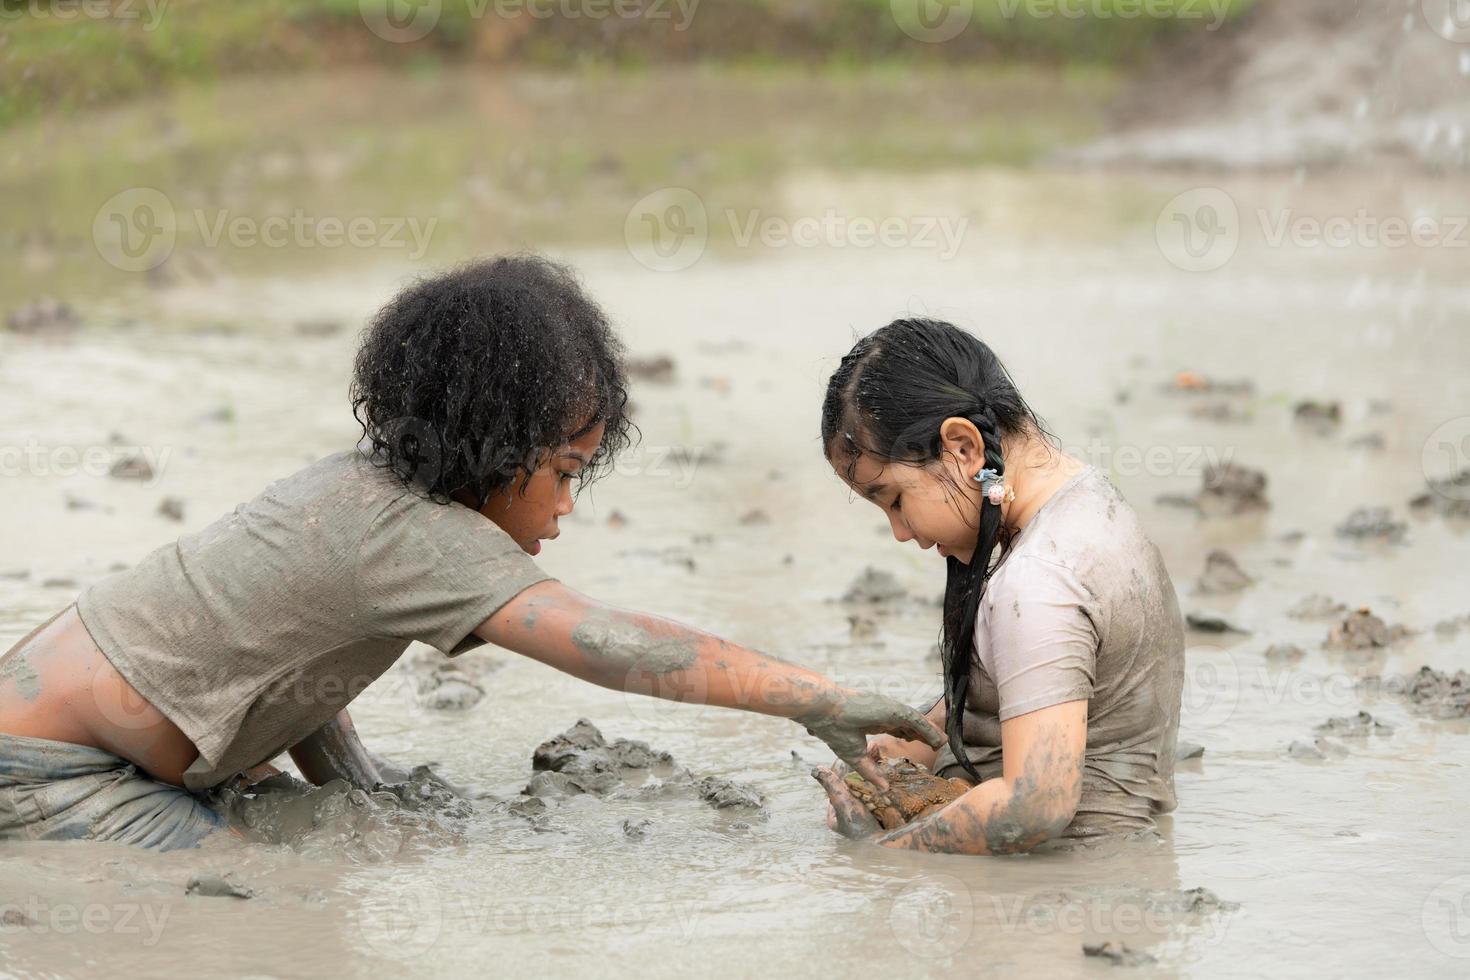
[
  {"xmin": 77, "ymin": 451, "xmax": 551, "ymax": 790},
  {"xmin": 934, "ymin": 466, "xmax": 1185, "ymax": 837}
]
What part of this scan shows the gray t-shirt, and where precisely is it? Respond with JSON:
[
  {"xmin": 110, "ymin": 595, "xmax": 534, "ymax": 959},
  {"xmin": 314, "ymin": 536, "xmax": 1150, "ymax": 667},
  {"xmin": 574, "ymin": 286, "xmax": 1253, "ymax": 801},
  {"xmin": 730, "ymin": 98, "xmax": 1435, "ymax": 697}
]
[
  {"xmin": 77, "ymin": 451, "xmax": 551, "ymax": 790},
  {"xmin": 934, "ymin": 465, "xmax": 1185, "ymax": 837}
]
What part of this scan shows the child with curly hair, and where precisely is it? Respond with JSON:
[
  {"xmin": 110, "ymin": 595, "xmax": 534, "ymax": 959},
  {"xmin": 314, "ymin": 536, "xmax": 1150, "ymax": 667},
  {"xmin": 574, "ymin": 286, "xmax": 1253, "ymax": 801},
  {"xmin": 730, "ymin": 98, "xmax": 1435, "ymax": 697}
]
[{"xmin": 0, "ymin": 256, "xmax": 940, "ymax": 850}]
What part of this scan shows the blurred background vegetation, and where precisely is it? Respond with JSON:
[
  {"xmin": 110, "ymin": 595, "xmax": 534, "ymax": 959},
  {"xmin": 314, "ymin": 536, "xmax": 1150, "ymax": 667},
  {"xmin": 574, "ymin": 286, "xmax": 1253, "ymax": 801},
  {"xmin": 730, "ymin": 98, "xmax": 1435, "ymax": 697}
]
[{"xmin": 0, "ymin": 0, "xmax": 1259, "ymax": 128}]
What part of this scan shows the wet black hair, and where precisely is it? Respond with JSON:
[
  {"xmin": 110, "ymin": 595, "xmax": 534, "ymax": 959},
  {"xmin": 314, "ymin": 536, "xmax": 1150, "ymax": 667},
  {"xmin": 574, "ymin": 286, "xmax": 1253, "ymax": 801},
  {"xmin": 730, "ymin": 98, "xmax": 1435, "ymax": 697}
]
[
  {"xmin": 351, "ymin": 254, "xmax": 633, "ymax": 507},
  {"xmin": 821, "ymin": 318, "xmax": 1048, "ymax": 781}
]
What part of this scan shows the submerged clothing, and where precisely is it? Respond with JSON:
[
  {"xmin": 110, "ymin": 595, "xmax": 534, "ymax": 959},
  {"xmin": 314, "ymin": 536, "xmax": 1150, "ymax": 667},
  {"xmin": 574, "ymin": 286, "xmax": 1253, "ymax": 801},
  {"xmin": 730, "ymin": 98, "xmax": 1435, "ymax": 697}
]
[
  {"xmin": 934, "ymin": 466, "xmax": 1185, "ymax": 837},
  {"xmin": 76, "ymin": 451, "xmax": 551, "ymax": 791},
  {"xmin": 0, "ymin": 732, "xmax": 227, "ymax": 851}
]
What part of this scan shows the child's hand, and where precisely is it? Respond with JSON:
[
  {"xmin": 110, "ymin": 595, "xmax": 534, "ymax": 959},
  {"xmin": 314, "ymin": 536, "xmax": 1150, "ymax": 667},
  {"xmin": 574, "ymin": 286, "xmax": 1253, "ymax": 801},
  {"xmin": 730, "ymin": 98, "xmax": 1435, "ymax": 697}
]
[
  {"xmin": 795, "ymin": 690, "xmax": 944, "ymax": 791},
  {"xmin": 812, "ymin": 766, "xmax": 883, "ymax": 840}
]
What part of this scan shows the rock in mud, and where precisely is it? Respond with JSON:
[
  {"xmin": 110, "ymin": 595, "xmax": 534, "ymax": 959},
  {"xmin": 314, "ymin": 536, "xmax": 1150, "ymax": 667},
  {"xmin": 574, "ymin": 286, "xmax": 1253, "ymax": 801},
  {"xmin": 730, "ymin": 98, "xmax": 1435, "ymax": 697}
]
[
  {"xmin": 1264, "ymin": 643, "xmax": 1306, "ymax": 663},
  {"xmin": 1292, "ymin": 400, "xmax": 1341, "ymax": 435},
  {"xmin": 1288, "ymin": 594, "xmax": 1346, "ymax": 620},
  {"xmin": 1410, "ymin": 470, "xmax": 1470, "ymax": 520},
  {"xmin": 157, "ymin": 497, "xmax": 186, "ymax": 522},
  {"xmin": 6, "ymin": 297, "xmax": 78, "ymax": 335},
  {"xmin": 1325, "ymin": 609, "xmax": 1410, "ymax": 651},
  {"xmin": 108, "ymin": 454, "xmax": 155, "ymax": 482},
  {"xmin": 1314, "ymin": 711, "xmax": 1393, "ymax": 737},
  {"xmin": 1082, "ymin": 941, "xmax": 1156, "ymax": 967},
  {"xmin": 1334, "ymin": 507, "xmax": 1407, "ymax": 545},
  {"xmin": 840, "ymin": 566, "xmax": 907, "ymax": 605},
  {"xmin": 622, "ymin": 818, "xmax": 650, "ymax": 839},
  {"xmin": 1199, "ymin": 462, "xmax": 1269, "ymax": 515},
  {"xmin": 186, "ymin": 873, "xmax": 253, "ymax": 899},
  {"xmin": 1196, "ymin": 549, "xmax": 1253, "ymax": 594},
  {"xmin": 1186, "ymin": 611, "xmax": 1250, "ymax": 635}
]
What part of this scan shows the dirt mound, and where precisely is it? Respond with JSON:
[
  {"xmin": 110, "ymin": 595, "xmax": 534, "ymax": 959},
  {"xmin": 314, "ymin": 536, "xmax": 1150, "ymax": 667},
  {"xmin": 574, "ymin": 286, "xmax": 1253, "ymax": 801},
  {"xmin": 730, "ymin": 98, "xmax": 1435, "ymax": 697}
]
[{"xmin": 1061, "ymin": 0, "xmax": 1470, "ymax": 172}]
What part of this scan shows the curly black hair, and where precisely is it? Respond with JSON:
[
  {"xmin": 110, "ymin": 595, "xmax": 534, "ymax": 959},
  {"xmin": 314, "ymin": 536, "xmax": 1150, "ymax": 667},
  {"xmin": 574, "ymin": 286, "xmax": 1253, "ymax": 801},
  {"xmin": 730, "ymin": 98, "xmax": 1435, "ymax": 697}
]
[{"xmin": 351, "ymin": 254, "xmax": 633, "ymax": 507}]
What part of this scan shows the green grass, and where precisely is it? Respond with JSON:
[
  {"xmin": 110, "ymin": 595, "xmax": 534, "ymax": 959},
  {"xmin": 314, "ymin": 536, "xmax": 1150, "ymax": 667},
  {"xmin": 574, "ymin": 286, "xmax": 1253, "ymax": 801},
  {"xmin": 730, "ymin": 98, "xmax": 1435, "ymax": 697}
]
[{"xmin": 0, "ymin": 0, "xmax": 1261, "ymax": 128}]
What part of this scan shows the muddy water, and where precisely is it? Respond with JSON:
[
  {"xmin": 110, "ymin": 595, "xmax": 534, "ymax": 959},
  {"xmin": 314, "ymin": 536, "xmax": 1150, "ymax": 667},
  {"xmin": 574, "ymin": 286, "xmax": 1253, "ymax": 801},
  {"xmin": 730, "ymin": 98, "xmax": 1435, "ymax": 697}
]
[{"xmin": 3, "ymin": 72, "xmax": 1470, "ymax": 979}]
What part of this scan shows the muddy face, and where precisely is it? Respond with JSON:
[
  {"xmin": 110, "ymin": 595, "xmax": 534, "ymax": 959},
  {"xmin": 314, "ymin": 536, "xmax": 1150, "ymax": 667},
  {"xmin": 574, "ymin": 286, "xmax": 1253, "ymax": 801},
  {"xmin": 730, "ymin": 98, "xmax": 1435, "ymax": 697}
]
[{"xmin": 843, "ymin": 758, "xmax": 970, "ymax": 830}]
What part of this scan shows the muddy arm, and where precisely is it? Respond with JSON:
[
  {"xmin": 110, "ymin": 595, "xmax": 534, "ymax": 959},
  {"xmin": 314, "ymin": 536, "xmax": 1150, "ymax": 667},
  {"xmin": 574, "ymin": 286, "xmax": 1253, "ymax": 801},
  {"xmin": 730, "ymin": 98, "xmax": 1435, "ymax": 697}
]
[
  {"xmin": 475, "ymin": 580, "xmax": 943, "ymax": 786},
  {"xmin": 288, "ymin": 709, "xmax": 383, "ymax": 790},
  {"xmin": 817, "ymin": 699, "xmax": 1086, "ymax": 855}
]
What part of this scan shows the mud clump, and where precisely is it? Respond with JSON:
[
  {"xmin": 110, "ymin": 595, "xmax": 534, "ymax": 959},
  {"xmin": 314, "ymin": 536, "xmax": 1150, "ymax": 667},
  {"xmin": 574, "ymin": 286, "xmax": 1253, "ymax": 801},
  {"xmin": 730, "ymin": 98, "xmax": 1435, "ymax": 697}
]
[
  {"xmin": 156, "ymin": 497, "xmax": 186, "ymax": 523},
  {"xmin": 840, "ymin": 566, "xmax": 907, "ymax": 605},
  {"xmin": 693, "ymin": 777, "xmax": 765, "ymax": 810},
  {"xmin": 6, "ymin": 297, "xmax": 78, "ymax": 335},
  {"xmin": 186, "ymin": 873, "xmax": 254, "ymax": 900},
  {"xmin": 1264, "ymin": 643, "xmax": 1306, "ymax": 663},
  {"xmin": 1314, "ymin": 711, "xmax": 1393, "ymax": 737},
  {"xmin": 1334, "ymin": 507, "xmax": 1407, "ymax": 545},
  {"xmin": 1380, "ymin": 666, "xmax": 1470, "ymax": 720},
  {"xmin": 1324, "ymin": 609, "xmax": 1411, "ymax": 651},
  {"xmin": 1199, "ymin": 462, "xmax": 1269, "ymax": 515},
  {"xmin": 1196, "ymin": 549, "xmax": 1253, "ymax": 594},
  {"xmin": 626, "ymin": 354, "xmax": 676, "ymax": 385},
  {"xmin": 532, "ymin": 718, "xmax": 674, "ymax": 774},
  {"xmin": 1083, "ymin": 941, "xmax": 1155, "ymax": 967},
  {"xmin": 108, "ymin": 454, "xmax": 155, "ymax": 482},
  {"xmin": 1293, "ymin": 400, "xmax": 1341, "ymax": 435},
  {"xmin": 407, "ymin": 647, "xmax": 497, "ymax": 711},
  {"xmin": 1410, "ymin": 471, "xmax": 1470, "ymax": 520},
  {"xmin": 1288, "ymin": 738, "xmax": 1347, "ymax": 761},
  {"xmin": 1288, "ymin": 594, "xmax": 1346, "ymax": 620},
  {"xmin": 1186, "ymin": 611, "xmax": 1250, "ymax": 635}
]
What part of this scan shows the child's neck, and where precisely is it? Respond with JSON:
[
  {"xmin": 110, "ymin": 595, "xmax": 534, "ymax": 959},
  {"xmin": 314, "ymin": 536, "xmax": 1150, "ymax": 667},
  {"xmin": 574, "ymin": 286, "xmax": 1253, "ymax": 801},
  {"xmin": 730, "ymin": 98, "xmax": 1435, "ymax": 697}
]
[{"xmin": 1000, "ymin": 432, "xmax": 1086, "ymax": 532}]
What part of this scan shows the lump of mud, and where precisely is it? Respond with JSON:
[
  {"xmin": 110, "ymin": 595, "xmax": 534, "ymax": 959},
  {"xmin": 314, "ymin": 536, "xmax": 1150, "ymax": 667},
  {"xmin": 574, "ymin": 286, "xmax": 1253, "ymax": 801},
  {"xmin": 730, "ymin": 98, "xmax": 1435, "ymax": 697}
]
[
  {"xmin": 0, "ymin": 908, "xmax": 35, "ymax": 927},
  {"xmin": 156, "ymin": 497, "xmax": 186, "ymax": 523},
  {"xmin": 622, "ymin": 818, "xmax": 650, "ymax": 840},
  {"xmin": 1288, "ymin": 594, "xmax": 1346, "ymax": 620},
  {"xmin": 1152, "ymin": 887, "xmax": 1239, "ymax": 915},
  {"xmin": 1199, "ymin": 462, "xmax": 1269, "ymax": 515},
  {"xmin": 109, "ymin": 454, "xmax": 155, "ymax": 482},
  {"xmin": 1186, "ymin": 611, "xmax": 1250, "ymax": 634},
  {"xmin": 408, "ymin": 647, "xmax": 498, "ymax": 711},
  {"xmin": 1433, "ymin": 614, "xmax": 1470, "ymax": 639},
  {"xmin": 626, "ymin": 354, "xmax": 676, "ymax": 384},
  {"xmin": 6, "ymin": 297, "xmax": 78, "ymax": 335},
  {"xmin": 1292, "ymin": 400, "xmax": 1341, "ymax": 435},
  {"xmin": 533, "ymin": 718, "xmax": 674, "ymax": 774},
  {"xmin": 1288, "ymin": 738, "xmax": 1346, "ymax": 761},
  {"xmin": 186, "ymin": 873, "xmax": 253, "ymax": 900},
  {"xmin": 1324, "ymin": 609, "xmax": 1411, "ymax": 650},
  {"xmin": 1378, "ymin": 666, "xmax": 1470, "ymax": 720},
  {"xmin": 1196, "ymin": 549, "xmax": 1253, "ymax": 594},
  {"xmin": 1410, "ymin": 470, "xmax": 1470, "ymax": 520},
  {"xmin": 375, "ymin": 765, "xmax": 473, "ymax": 818},
  {"xmin": 692, "ymin": 776, "xmax": 765, "ymax": 810},
  {"xmin": 840, "ymin": 566, "xmax": 907, "ymax": 605},
  {"xmin": 1082, "ymin": 941, "xmax": 1156, "ymax": 967},
  {"xmin": 1264, "ymin": 643, "xmax": 1306, "ymax": 663},
  {"xmin": 1314, "ymin": 711, "xmax": 1393, "ymax": 737},
  {"xmin": 1334, "ymin": 507, "xmax": 1407, "ymax": 545}
]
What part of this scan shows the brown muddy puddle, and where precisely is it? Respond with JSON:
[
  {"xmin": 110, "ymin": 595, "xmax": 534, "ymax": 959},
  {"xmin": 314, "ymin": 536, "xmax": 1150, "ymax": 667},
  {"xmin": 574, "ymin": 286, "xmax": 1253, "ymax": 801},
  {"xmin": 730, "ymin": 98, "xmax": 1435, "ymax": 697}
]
[{"xmin": 3, "ymin": 70, "xmax": 1470, "ymax": 979}]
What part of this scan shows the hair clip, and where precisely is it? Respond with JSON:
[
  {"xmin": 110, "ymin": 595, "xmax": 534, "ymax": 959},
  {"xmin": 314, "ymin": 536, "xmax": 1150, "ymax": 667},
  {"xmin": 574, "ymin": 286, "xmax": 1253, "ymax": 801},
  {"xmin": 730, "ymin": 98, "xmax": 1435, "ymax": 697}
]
[{"xmin": 974, "ymin": 467, "xmax": 1014, "ymax": 507}]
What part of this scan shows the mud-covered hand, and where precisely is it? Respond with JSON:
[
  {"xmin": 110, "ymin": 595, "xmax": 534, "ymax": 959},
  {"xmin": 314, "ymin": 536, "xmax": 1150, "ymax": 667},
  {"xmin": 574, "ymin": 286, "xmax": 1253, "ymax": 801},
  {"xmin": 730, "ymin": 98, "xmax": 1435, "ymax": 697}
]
[
  {"xmin": 812, "ymin": 766, "xmax": 883, "ymax": 840},
  {"xmin": 795, "ymin": 690, "xmax": 944, "ymax": 791}
]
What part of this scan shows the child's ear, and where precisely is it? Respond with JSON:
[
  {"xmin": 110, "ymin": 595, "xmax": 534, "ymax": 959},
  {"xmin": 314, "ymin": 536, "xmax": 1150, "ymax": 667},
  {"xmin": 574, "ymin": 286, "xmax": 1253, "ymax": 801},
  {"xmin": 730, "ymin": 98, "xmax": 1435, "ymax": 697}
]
[{"xmin": 937, "ymin": 416, "xmax": 986, "ymax": 473}]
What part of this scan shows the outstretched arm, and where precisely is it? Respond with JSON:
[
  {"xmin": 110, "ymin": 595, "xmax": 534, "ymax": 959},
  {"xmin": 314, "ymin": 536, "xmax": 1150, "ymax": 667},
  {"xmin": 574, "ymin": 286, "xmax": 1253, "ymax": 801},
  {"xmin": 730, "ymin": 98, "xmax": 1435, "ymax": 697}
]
[
  {"xmin": 289, "ymin": 709, "xmax": 383, "ymax": 790},
  {"xmin": 476, "ymin": 580, "xmax": 944, "ymax": 788},
  {"xmin": 816, "ymin": 699, "xmax": 1087, "ymax": 854}
]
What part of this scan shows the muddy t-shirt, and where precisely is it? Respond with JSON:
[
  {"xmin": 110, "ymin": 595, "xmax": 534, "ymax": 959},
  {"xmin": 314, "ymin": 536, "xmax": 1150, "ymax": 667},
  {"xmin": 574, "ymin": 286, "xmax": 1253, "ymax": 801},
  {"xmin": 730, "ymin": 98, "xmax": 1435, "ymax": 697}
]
[
  {"xmin": 933, "ymin": 466, "xmax": 1185, "ymax": 837},
  {"xmin": 76, "ymin": 451, "xmax": 551, "ymax": 791}
]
